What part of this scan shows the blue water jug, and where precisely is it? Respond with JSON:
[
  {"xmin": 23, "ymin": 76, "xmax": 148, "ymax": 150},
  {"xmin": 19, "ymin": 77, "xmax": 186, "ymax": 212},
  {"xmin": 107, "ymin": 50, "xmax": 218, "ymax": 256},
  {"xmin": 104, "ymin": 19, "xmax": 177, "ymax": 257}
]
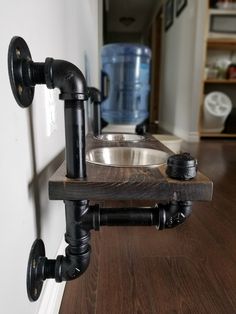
[{"xmin": 101, "ymin": 43, "xmax": 151, "ymax": 125}]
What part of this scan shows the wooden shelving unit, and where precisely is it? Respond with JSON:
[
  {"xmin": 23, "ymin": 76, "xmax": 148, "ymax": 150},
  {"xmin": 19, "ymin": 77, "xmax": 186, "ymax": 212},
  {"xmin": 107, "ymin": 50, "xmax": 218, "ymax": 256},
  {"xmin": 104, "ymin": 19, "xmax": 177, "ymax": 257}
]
[
  {"xmin": 49, "ymin": 134, "xmax": 213, "ymax": 201},
  {"xmin": 205, "ymin": 79, "xmax": 236, "ymax": 84},
  {"xmin": 207, "ymin": 38, "xmax": 236, "ymax": 50},
  {"xmin": 199, "ymin": 2, "xmax": 236, "ymax": 139}
]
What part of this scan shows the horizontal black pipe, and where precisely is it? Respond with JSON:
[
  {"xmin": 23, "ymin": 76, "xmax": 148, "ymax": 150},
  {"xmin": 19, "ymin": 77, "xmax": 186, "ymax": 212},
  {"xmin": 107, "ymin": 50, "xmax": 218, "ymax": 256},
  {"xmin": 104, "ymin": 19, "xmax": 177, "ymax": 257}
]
[
  {"xmin": 30, "ymin": 62, "xmax": 46, "ymax": 85},
  {"xmin": 86, "ymin": 201, "xmax": 192, "ymax": 230},
  {"xmin": 35, "ymin": 200, "xmax": 193, "ymax": 287},
  {"xmin": 99, "ymin": 207, "xmax": 159, "ymax": 226}
]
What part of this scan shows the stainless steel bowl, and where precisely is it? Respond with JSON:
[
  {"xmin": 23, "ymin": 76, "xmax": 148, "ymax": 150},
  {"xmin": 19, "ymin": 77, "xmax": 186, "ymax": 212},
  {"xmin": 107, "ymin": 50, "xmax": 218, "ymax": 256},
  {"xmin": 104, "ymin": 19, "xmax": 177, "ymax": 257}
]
[
  {"xmin": 95, "ymin": 133, "xmax": 145, "ymax": 142},
  {"xmin": 86, "ymin": 147, "xmax": 169, "ymax": 167}
]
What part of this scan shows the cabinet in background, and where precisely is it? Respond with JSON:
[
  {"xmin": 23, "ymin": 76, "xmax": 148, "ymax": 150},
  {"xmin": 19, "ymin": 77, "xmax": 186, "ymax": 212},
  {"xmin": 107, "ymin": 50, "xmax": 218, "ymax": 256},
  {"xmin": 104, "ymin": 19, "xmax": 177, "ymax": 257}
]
[{"xmin": 200, "ymin": 2, "xmax": 236, "ymax": 138}]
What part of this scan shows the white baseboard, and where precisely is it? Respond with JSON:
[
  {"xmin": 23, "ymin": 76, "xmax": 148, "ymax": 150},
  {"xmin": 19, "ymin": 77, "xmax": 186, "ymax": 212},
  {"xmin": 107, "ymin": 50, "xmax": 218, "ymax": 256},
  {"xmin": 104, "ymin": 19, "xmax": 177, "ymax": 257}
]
[
  {"xmin": 187, "ymin": 132, "xmax": 199, "ymax": 143},
  {"xmin": 159, "ymin": 121, "xmax": 200, "ymax": 142},
  {"xmin": 38, "ymin": 237, "xmax": 66, "ymax": 314}
]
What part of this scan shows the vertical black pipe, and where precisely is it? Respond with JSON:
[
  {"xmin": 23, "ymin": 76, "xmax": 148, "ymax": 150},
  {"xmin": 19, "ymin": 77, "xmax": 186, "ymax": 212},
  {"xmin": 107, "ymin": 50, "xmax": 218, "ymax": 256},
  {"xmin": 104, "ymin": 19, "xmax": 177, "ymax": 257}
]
[
  {"xmin": 53, "ymin": 200, "xmax": 91, "ymax": 282},
  {"xmin": 93, "ymin": 102, "xmax": 101, "ymax": 136},
  {"xmin": 64, "ymin": 200, "xmax": 90, "ymax": 254},
  {"xmin": 64, "ymin": 100, "xmax": 86, "ymax": 179}
]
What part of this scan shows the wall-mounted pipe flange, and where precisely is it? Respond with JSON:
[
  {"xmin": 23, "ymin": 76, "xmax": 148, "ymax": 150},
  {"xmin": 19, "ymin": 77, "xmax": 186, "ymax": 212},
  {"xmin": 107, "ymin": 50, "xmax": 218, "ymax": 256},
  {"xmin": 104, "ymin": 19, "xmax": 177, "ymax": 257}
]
[
  {"xmin": 27, "ymin": 239, "xmax": 46, "ymax": 302},
  {"xmin": 8, "ymin": 36, "xmax": 35, "ymax": 108}
]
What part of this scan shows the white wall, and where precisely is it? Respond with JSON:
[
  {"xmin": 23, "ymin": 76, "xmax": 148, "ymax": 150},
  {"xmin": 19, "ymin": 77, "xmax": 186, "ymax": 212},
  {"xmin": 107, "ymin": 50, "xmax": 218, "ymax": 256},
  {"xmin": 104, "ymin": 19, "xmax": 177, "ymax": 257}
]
[
  {"xmin": 0, "ymin": 1, "xmax": 99, "ymax": 313},
  {"xmin": 159, "ymin": 0, "xmax": 208, "ymax": 142}
]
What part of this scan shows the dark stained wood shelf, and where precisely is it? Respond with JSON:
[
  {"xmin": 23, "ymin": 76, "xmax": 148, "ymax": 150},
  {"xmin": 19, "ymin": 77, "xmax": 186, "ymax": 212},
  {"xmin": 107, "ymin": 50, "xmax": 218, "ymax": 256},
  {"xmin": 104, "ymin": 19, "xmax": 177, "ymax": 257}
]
[
  {"xmin": 59, "ymin": 140, "xmax": 236, "ymax": 314},
  {"xmin": 49, "ymin": 134, "xmax": 212, "ymax": 201}
]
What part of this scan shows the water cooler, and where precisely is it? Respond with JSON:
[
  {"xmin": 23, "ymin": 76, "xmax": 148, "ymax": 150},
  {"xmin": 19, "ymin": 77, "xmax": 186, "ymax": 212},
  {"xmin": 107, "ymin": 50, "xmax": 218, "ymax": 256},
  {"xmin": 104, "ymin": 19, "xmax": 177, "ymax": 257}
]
[{"xmin": 101, "ymin": 43, "xmax": 151, "ymax": 133}]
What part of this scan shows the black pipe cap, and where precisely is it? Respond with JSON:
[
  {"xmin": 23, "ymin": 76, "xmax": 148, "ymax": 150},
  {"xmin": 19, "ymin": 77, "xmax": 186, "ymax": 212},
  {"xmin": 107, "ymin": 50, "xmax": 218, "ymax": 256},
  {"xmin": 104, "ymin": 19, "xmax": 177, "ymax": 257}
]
[{"xmin": 166, "ymin": 153, "xmax": 198, "ymax": 180}]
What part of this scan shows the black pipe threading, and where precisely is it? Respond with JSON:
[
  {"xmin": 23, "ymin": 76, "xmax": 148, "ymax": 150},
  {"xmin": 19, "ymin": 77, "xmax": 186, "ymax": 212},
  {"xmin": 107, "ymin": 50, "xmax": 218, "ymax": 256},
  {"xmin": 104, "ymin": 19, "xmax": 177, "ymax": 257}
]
[
  {"xmin": 43, "ymin": 259, "xmax": 56, "ymax": 279},
  {"xmin": 31, "ymin": 62, "xmax": 46, "ymax": 84}
]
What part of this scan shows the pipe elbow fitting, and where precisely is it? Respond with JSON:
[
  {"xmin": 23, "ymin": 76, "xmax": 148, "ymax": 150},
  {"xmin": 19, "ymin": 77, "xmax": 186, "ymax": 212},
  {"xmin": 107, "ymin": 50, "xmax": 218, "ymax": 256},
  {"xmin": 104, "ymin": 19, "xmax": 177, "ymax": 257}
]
[
  {"xmin": 158, "ymin": 201, "xmax": 192, "ymax": 230},
  {"xmin": 45, "ymin": 57, "xmax": 87, "ymax": 101},
  {"xmin": 88, "ymin": 87, "xmax": 101, "ymax": 103},
  {"xmin": 55, "ymin": 247, "xmax": 90, "ymax": 282}
]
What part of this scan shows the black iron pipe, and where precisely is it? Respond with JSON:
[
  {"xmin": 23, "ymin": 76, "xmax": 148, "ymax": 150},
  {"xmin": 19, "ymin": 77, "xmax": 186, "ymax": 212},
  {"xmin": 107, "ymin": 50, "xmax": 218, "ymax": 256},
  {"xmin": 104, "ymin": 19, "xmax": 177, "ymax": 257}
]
[
  {"xmin": 8, "ymin": 38, "xmax": 196, "ymax": 303},
  {"xmin": 64, "ymin": 200, "xmax": 90, "ymax": 246},
  {"xmin": 19, "ymin": 55, "xmax": 88, "ymax": 179},
  {"xmin": 99, "ymin": 207, "xmax": 159, "ymax": 226},
  {"xmin": 93, "ymin": 102, "xmax": 101, "ymax": 136},
  {"xmin": 30, "ymin": 62, "xmax": 46, "ymax": 85},
  {"xmin": 88, "ymin": 87, "xmax": 102, "ymax": 136},
  {"xmin": 64, "ymin": 100, "xmax": 86, "ymax": 178},
  {"xmin": 32, "ymin": 200, "xmax": 192, "ymax": 286},
  {"xmin": 54, "ymin": 200, "xmax": 91, "ymax": 282},
  {"xmin": 40, "ymin": 200, "xmax": 91, "ymax": 282},
  {"xmin": 31, "ymin": 200, "xmax": 91, "ymax": 283},
  {"xmin": 164, "ymin": 201, "xmax": 192, "ymax": 229},
  {"xmin": 43, "ymin": 58, "xmax": 88, "ymax": 178},
  {"xmin": 44, "ymin": 58, "xmax": 87, "ymax": 101},
  {"xmin": 55, "ymin": 247, "xmax": 90, "ymax": 282},
  {"xmin": 84, "ymin": 201, "xmax": 192, "ymax": 230},
  {"xmin": 21, "ymin": 61, "xmax": 46, "ymax": 86}
]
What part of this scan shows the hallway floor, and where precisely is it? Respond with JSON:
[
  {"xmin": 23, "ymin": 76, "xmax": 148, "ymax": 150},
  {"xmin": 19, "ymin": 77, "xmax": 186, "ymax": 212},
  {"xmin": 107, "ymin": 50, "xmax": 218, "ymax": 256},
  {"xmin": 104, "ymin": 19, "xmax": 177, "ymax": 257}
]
[{"xmin": 59, "ymin": 140, "xmax": 236, "ymax": 314}]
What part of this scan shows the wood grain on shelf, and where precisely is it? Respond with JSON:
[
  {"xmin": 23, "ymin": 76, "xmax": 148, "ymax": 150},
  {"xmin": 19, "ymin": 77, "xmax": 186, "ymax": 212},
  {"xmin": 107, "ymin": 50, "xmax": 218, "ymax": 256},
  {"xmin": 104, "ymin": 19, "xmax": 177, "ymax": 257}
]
[
  {"xmin": 49, "ymin": 134, "xmax": 213, "ymax": 202},
  {"xmin": 60, "ymin": 140, "xmax": 236, "ymax": 314}
]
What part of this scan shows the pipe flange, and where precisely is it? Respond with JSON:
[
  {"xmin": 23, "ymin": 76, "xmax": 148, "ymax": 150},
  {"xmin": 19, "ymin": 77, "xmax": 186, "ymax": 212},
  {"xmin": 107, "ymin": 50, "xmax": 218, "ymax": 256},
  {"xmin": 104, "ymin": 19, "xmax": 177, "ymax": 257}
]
[
  {"xmin": 27, "ymin": 239, "xmax": 45, "ymax": 301},
  {"xmin": 8, "ymin": 36, "xmax": 34, "ymax": 108}
]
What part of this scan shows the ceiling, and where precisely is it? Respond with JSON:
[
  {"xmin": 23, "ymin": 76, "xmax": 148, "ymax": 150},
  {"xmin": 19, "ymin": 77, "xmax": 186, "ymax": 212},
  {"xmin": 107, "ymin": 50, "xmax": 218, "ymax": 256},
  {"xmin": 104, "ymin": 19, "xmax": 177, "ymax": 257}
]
[{"xmin": 105, "ymin": 0, "xmax": 159, "ymax": 34}]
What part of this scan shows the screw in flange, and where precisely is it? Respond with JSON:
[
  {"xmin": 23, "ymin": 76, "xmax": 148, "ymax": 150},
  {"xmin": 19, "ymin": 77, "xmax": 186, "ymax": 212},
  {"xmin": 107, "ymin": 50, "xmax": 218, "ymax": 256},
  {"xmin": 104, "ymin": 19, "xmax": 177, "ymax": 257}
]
[
  {"xmin": 34, "ymin": 288, "xmax": 38, "ymax": 297},
  {"xmin": 32, "ymin": 259, "xmax": 36, "ymax": 269},
  {"xmin": 15, "ymin": 48, "xmax": 21, "ymax": 58},
  {"xmin": 18, "ymin": 85, "xmax": 23, "ymax": 95}
]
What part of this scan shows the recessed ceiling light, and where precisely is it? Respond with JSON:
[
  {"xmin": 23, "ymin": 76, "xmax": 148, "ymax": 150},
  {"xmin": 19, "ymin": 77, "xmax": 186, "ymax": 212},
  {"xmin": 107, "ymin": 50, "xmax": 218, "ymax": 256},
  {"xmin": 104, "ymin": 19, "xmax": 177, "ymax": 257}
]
[{"xmin": 119, "ymin": 17, "xmax": 135, "ymax": 26}]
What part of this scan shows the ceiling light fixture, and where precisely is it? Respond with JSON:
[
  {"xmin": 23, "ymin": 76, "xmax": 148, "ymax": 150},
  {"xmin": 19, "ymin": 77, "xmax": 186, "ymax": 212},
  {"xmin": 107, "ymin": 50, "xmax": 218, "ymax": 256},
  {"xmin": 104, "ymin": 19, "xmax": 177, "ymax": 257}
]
[{"xmin": 119, "ymin": 17, "xmax": 135, "ymax": 26}]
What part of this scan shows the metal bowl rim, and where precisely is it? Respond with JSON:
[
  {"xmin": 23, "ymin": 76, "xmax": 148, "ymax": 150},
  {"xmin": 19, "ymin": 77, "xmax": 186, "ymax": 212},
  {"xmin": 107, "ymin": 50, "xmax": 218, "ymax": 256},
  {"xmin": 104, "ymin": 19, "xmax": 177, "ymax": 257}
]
[
  {"xmin": 86, "ymin": 147, "xmax": 169, "ymax": 168},
  {"xmin": 94, "ymin": 133, "xmax": 146, "ymax": 142}
]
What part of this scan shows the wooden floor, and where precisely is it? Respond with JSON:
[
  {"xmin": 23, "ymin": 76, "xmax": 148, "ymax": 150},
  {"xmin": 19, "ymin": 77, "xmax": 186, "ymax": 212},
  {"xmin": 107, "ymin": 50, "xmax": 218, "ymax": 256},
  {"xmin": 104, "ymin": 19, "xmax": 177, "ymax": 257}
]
[{"xmin": 59, "ymin": 140, "xmax": 236, "ymax": 314}]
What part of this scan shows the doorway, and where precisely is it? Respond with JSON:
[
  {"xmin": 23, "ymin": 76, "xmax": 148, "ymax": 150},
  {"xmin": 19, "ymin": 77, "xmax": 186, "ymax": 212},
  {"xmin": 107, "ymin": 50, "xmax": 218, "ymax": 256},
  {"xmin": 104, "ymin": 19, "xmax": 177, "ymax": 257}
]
[{"xmin": 149, "ymin": 8, "xmax": 163, "ymax": 124}]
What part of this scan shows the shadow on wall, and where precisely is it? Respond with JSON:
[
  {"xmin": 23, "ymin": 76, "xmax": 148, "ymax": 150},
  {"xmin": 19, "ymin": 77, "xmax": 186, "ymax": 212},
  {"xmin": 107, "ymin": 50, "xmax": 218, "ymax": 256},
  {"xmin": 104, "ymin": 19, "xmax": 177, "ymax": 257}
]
[{"xmin": 27, "ymin": 104, "xmax": 64, "ymax": 238}]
